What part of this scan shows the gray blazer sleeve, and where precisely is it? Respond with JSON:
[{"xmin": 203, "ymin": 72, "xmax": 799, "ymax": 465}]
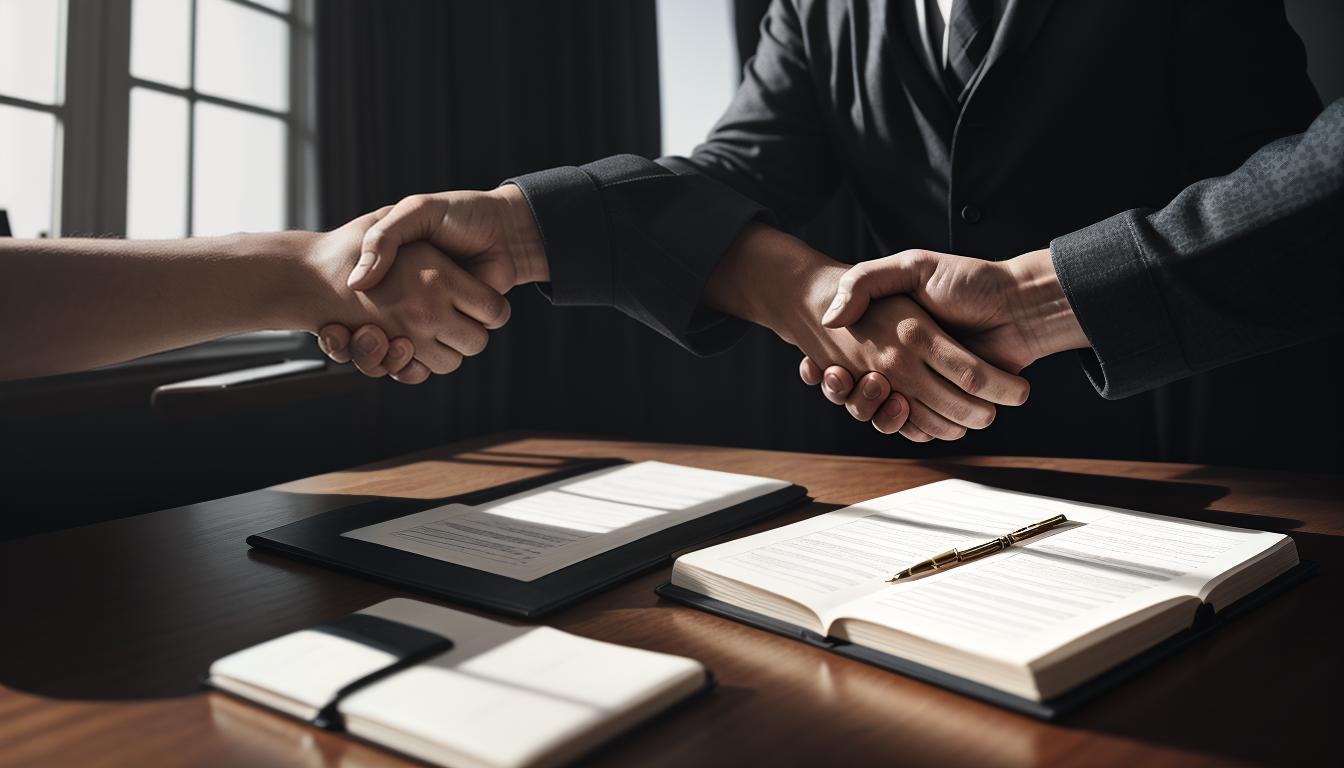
[
  {"xmin": 1049, "ymin": 99, "xmax": 1344, "ymax": 400},
  {"xmin": 508, "ymin": 0, "xmax": 836, "ymax": 354}
]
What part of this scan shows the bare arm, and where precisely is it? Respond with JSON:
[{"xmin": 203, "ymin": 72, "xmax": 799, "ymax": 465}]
[{"xmin": 0, "ymin": 211, "xmax": 510, "ymax": 382}]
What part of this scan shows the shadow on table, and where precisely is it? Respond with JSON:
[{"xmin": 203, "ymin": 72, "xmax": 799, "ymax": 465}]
[
  {"xmin": 1058, "ymin": 527, "xmax": 1342, "ymax": 765},
  {"xmin": 0, "ymin": 441, "xmax": 621, "ymax": 701}
]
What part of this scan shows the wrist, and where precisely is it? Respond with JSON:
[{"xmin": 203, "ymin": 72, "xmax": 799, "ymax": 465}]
[
  {"xmin": 704, "ymin": 223, "xmax": 847, "ymax": 341},
  {"xmin": 282, "ymin": 228, "xmax": 357, "ymax": 332},
  {"xmin": 1004, "ymin": 247, "xmax": 1090, "ymax": 361},
  {"xmin": 489, "ymin": 184, "xmax": 548, "ymax": 285}
]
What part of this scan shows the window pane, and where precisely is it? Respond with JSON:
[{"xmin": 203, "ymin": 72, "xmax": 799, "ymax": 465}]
[
  {"xmin": 0, "ymin": 105, "xmax": 57, "ymax": 237},
  {"xmin": 195, "ymin": 0, "xmax": 288, "ymax": 112},
  {"xmin": 656, "ymin": 0, "xmax": 738, "ymax": 156},
  {"xmin": 0, "ymin": 0, "xmax": 63, "ymax": 104},
  {"xmin": 130, "ymin": 0, "xmax": 192, "ymax": 88},
  {"xmin": 192, "ymin": 102, "xmax": 285, "ymax": 236},
  {"xmin": 126, "ymin": 87, "xmax": 189, "ymax": 238}
]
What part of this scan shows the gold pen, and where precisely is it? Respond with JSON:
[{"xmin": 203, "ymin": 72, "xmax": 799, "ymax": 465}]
[{"xmin": 887, "ymin": 514, "xmax": 1068, "ymax": 582}]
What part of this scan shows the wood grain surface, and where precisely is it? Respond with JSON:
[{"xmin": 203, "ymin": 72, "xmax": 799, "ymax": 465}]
[{"xmin": 2, "ymin": 432, "xmax": 1340, "ymax": 767}]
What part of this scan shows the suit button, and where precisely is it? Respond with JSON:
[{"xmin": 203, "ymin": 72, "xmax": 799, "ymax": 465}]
[{"xmin": 960, "ymin": 204, "xmax": 982, "ymax": 224}]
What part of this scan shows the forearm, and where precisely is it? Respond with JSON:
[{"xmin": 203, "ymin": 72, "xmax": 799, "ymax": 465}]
[
  {"xmin": 702, "ymin": 222, "xmax": 846, "ymax": 341},
  {"xmin": 0, "ymin": 232, "xmax": 319, "ymax": 380}
]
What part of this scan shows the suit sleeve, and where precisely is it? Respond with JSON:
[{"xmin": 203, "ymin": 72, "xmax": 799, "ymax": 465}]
[
  {"xmin": 508, "ymin": 0, "xmax": 839, "ymax": 354},
  {"xmin": 1049, "ymin": 99, "xmax": 1344, "ymax": 400}
]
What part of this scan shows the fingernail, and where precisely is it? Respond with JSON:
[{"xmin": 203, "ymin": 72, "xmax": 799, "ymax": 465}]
[
  {"xmin": 884, "ymin": 399, "xmax": 905, "ymax": 418},
  {"xmin": 822, "ymin": 292, "xmax": 848, "ymax": 323},
  {"xmin": 355, "ymin": 331, "xmax": 379, "ymax": 354},
  {"xmin": 862, "ymin": 378, "xmax": 883, "ymax": 400},
  {"xmin": 824, "ymin": 373, "xmax": 842, "ymax": 392},
  {"xmin": 356, "ymin": 251, "xmax": 376, "ymax": 267},
  {"xmin": 319, "ymin": 332, "xmax": 339, "ymax": 352}
]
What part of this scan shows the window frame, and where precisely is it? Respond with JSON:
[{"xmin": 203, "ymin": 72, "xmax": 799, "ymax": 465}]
[{"xmin": 51, "ymin": 0, "xmax": 319, "ymax": 368}]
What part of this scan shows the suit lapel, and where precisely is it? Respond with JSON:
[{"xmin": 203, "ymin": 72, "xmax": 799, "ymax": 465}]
[
  {"xmin": 960, "ymin": 0, "xmax": 1058, "ymax": 110},
  {"xmin": 887, "ymin": 0, "xmax": 957, "ymax": 137}
]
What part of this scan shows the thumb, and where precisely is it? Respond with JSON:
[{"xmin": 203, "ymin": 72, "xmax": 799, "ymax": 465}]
[
  {"xmin": 820, "ymin": 251, "xmax": 929, "ymax": 328},
  {"xmin": 348, "ymin": 196, "xmax": 440, "ymax": 290}
]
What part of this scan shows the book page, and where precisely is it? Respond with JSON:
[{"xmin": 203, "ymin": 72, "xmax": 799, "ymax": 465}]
[
  {"xmin": 674, "ymin": 480, "xmax": 1060, "ymax": 617},
  {"xmin": 343, "ymin": 461, "xmax": 789, "ymax": 582},
  {"xmin": 832, "ymin": 482, "xmax": 1289, "ymax": 661}
]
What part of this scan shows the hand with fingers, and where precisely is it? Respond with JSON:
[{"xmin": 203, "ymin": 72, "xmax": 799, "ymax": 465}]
[
  {"xmin": 783, "ymin": 290, "xmax": 1031, "ymax": 442},
  {"xmin": 799, "ymin": 247, "xmax": 1090, "ymax": 439},
  {"xmin": 316, "ymin": 184, "xmax": 548, "ymax": 380},
  {"xmin": 300, "ymin": 209, "xmax": 514, "ymax": 383}
]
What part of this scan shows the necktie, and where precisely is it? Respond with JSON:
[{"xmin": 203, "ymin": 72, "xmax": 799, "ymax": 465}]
[{"xmin": 943, "ymin": 0, "xmax": 993, "ymax": 102}]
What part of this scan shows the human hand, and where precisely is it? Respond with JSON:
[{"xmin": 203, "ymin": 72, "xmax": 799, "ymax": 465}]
[
  {"xmin": 802, "ymin": 248, "xmax": 1089, "ymax": 438},
  {"xmin": 316, "ymin": 185, "xmax": 546, "ymax": 378},
  {"xmin": 299, "ymin": 209, "xmax": 512, "ymax": 383},
  {"xmin": 703, "ymin": 226, "xmax": 1031, "ymax": 440}
]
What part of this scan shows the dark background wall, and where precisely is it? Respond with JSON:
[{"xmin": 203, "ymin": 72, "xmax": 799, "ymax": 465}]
[{"xmin": 3, "ymin": 0, "xmax": 1340, "ymax": 540}]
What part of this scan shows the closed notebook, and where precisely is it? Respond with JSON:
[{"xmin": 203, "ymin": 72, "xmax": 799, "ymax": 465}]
[
  {"xmin": 207, "ymin": 599, "xmax": 710, "ymax": 768},
  {"xmin": 657, "ymin": 479, "xmax": 1307, "ymax": 718}
]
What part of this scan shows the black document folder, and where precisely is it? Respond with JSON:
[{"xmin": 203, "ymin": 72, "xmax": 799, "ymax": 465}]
[
  {"xmin": 249, "ymin": 459, "xmax": 807, "ymax": 618},
  {"xmin": 656, "ymin": 560, "xmax": 1316, "ymax": 720}
]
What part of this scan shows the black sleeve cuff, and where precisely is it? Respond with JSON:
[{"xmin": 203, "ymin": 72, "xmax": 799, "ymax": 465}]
[
  {"xmin": 506, "ymin": 166, "xmax": 613, "ymax": 306},
  {"xmin": 1049, "ymin": 210, "xmax": 1190, "ymax": 400},
  {"xmin": 509, "ymin": 155, "xmax": 769, "ymax": 356}
]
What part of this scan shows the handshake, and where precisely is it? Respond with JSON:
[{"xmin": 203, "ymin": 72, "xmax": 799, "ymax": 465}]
[{"xmin": 309, "ymin": 186, "xmax": 1088, "ymax": 442}]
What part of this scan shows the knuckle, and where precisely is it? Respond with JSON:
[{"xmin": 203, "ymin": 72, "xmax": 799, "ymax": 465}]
[
  {"xmin": 897, "ymin": 248, "xmax": 932, "ymax": 270},
  {"xmin": 879, "ymin": 346, "xmax": 908, "ymax": 373},
  {"xmin": 405, "ymin": 301, "xmax": 438, "ymax": 329},
  {"xmin": 957, "ymin": 363, "xmax": 983, "ymax": 395},
  {"xmin": 894, "ymin": 318, "xmax": 925, "ymax": 347}
]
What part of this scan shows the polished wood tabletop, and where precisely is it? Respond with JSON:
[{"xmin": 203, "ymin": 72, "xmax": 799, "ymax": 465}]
[{"xmin": 2, "ymin": 433, "xmax": 1341, "ymax": 768}]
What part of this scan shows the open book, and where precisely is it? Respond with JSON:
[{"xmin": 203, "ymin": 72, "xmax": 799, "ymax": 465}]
[
  {"xmin": 661, "ymin": 480, "xmax": 1302, "ymax": 714},
  {"xmin": 208, "ymin": 599, "xmax": 709, "ymax": 768}
]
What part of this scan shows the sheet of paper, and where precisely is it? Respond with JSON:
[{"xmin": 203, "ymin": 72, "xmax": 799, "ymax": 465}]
[
  {"xmin": 342, "ymin": 461, "xmax": 789, "ymax": 581},
  {"xmin": 677, "ymin": 479, "xmax": 1058, "ymax": 614},
  {"xmin": 834, "ymin": 482, "xmax": 1287, "ymax": 656}
]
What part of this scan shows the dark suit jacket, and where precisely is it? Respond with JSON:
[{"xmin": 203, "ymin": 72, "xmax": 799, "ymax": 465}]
[{"xmin": 510, "ymin": 0, "xmax": 1324, "ymax": 460}]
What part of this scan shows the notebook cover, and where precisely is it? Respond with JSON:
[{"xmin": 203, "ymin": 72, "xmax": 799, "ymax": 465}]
[
  {"xmin": 248, "ymin": 459, "xmax": 809, "ymax": 619},
  {"xmin": 655, "ymin": 559, "xmax": 1317, "ymax": 720}
]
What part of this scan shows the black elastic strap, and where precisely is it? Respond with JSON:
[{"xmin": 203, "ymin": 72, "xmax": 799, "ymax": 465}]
[{"xmin": 309, "ymin": 614, "xmax": 454, "ymax": 730}]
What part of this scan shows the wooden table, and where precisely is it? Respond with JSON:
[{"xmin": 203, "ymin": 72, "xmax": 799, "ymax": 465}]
[{"xmin": 2, "ymin": 433, "xmax": 1341, "ymax": 767}]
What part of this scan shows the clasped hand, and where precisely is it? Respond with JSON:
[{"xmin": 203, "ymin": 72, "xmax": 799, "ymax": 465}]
[{"xmin": 311, "ymin": 196, "xmax": 1059, "ymax": 446}]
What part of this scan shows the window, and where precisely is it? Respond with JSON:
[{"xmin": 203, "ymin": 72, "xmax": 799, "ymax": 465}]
[
  {"xmin": 0, "ymin": 0, "xmax": 66, "ymax": 238},
  {"xmin": 655, "ymin": 0, "xmax": 739, "ymax": 157},
  {"xmin": 127, "ymin": 0, "xmax": 299, "ymax": 237},
  {"xmin": 1, "ymin": 0, "xmax": 316, "ymax": 374},
  {"xmin": 1, "ymin": 0, "xmax": 314, "ymax": 240}
]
